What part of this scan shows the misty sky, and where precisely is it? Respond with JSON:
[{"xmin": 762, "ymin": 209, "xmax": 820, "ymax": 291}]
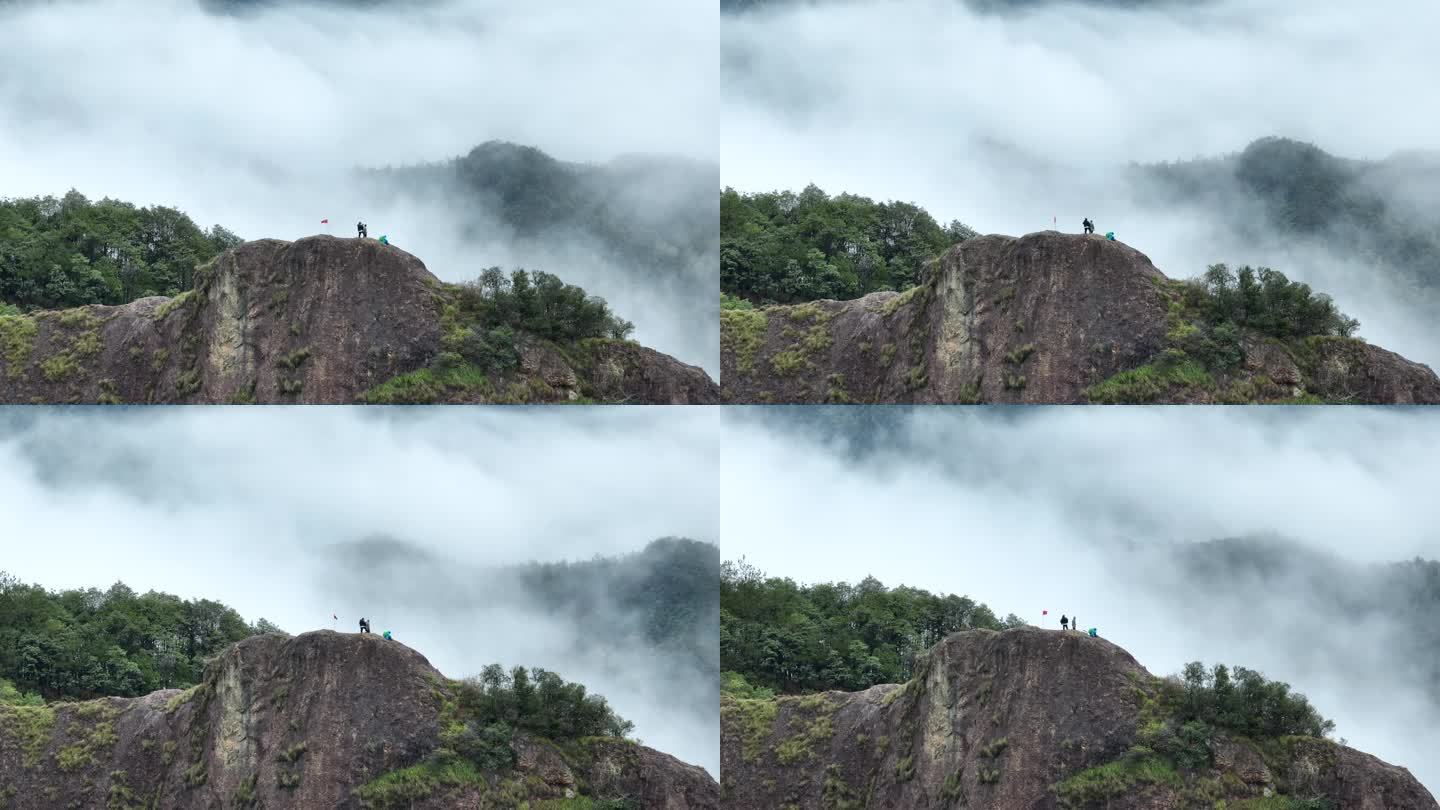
[
  {"xmin": 0, "ymin": 406, "xmax": 720, "ymax": 775},
  {"xmin": 0, "ymin": 0, "xmax": 718, "ymax": 371},
  {"xmin": 722, "ymin": 406, "xmax": 1440, "ymax": 794},
  {"xmin": 722, "ymin": 0, "xmax": 1440, "ymax": 367}
]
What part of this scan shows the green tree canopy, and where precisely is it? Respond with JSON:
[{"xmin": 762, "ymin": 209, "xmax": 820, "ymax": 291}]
[
  {"xmin": 720, "ymin": 185, "xmax": 975, "ymax": 305},
  {"xmin": 720, "ymin": 559, "xmax": 1021, "ymax": 694},
  {"xmin": 1195, "ymin": 263, "xmax": 1359, "ymax": 341},
  {"xmin": 456, "ymin": 267, "xmax": 635, "ymax": 344},
  {"xmin": 0, "ymin": 191, "xmax": 241, "ymax": 311},
  {"xmin": 458, "ymin": 664, "xmax": 634, "ymax": 742},
  {"xmin": 1152, "ymin": 263, "xmax": 1362, "ymax": 377},
  {"xmin": 0, "ymin": 572, "xmax": 274, "ymax": 700},
  {"xmin": 1172, "ymin": 661, "xmax": 1335, "ymax": 740}
]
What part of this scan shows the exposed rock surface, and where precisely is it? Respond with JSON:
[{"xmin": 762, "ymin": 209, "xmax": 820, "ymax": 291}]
[
  {"xmin": 720, "ymin": 627, "xmax": 1437, "ymax": 809},
  {"xmin": 0, "ymin": 236, "xmax": 718, "ymax": 404},
  {"xmin": 0, "ymin": 630, "xmax": 718, "ymax": 809},
  {"xmin": 719, "ymin": 231, "xmax": 1440, "ymax": 403}
]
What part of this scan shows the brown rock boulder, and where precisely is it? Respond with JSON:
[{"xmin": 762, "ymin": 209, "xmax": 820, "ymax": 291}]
[
  {"xmin": 719, "ymin": 231, "xmax": 1440, "ymax": 404},
  {"xmin": 720, "ymin": 627, "xmax": 1437, "ymax": 810},
  {"xmin": 579, "ymin": 340, "xmax": 723, "ymax": 404},
  {"xmin": 582, "ymin": 737, "xmax": 722, "ymax": 810},
  {"xmin": 1301, "ymin": 336, "xmax": 1440, "ymax": 403},
  {"xmin": 0, "ymin": 630, "xmax": 718, "ymax": 809},
  {"xmin": 0, "ymin": 236, "xmax": 718, "ymax": 404}
]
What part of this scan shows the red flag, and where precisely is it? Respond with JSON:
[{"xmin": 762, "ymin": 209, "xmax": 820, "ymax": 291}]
[
  {"xmin": 321, "ymin": 219, "xmax": 329, "ymax": 224},
  {"xmin": 1042, "ymin": 610, "xmax": 1048, "ymax": 615},
  {"xmin": 332, "ymin": 614, "xmax": 337, "ymax": 620}
]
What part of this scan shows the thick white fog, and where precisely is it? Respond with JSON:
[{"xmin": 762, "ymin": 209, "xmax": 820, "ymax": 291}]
[
  {"xmin": 722, "ymin": 0, "xmax": 1440, "ymax": 367},
  {"xmin": 0, "ymin": 406, "xmax": 720, "ymax": 775},
  {"xmin": 722, "ymin": 406, "xmax": 1440, "ymax": 794},
  {"xmin": 0, "ymin": 0, "xmax": 718, "ymax": 372}
]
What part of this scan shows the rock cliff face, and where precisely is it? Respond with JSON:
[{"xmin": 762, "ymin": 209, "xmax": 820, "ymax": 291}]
[
  {"xmin": 719, "ymin": 232, "xmax": 1440, "ymax": 403},
  {"xmin": 720, "ymin": 627, "xmax": 1437, "ymax": 809},
  {"xmin": 0, "ymin": 236, "xmax": 718, "ymax": 404},
  {"xmin": 0, "ymin": 631, "xmax": 718, "ymax": 809}
]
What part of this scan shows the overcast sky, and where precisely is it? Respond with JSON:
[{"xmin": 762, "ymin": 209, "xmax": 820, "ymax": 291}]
[
  {"xmin": 0, "ymin": 0, "xmax": 718, "ymax": 371},
  {"xmin": 722, "ymin": 405, "xmax": 1440, "ymax": 795},
  {"xmin": 722, "ymin": 0, "xmax": 1440, "ymax": 367},
  {"xmin": 0, "ymin": 406, "xmax": 720, "ymax": 775}
]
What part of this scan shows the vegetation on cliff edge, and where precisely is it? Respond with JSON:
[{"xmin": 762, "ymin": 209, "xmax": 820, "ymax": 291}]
[
  {"xmin": 720, "ymin": 185, "xmax": 975, "ymax": 305},
  {"xmin": 1087, "ymin": 263, "xmax": 1361, "ymax": 404},
  {"xmin": 0, "ymin": 191, "xmax": 241, "ymax": 311},
  {"xmin": 356, "ymin": 666, "xmax": 635, "ymax": 808},
  {"xmin": 0, "ymin": 571, "xmax": 278, "ymax": 701},
  {"xmin": 721, "ymin": 558, "xmax": 1022, "ymax": 694}
]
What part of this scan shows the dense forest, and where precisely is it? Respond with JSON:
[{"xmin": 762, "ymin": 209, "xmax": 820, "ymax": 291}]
[
  {"xmin": 0, "ymin": 192, "xmax": 241, "ymax": 312},
  {"xmin": 1139, "ymin": 137, "xmax": 1440, "ymax": 292},
  {"xmin": 720, "ymin": 559, "xmax": 1022, "ymax": 695},
  {"xmin": 1057, "ymin": 659, "xmax": 1336, "ymax": 803},
  {"xmin": 0, "ymin": 573, "xmax": 276, "ymax": 703},
  {"xmin": 1193, "ymin": 263, "xmax": 1358, "ymax": 341},
  {"xmin": 720, "ymin": 185, "xmax": 975, "ymax": 305},
  {"xmin": 1086, "ymin": 261, "xmax": 1363, "ymax": 402},
  {"xmin": 363, "ymin": 267, "xmax": 641, "ymax": 401},
  {"xmin": 1168, "ymin": 662, "xmax": 1333, "ymax": 741},
  {"xmin": 359, "ymin": 664, "xmax": 635, "ymax": 805},
  {"xmin": 456, "ymin": 268, "xmax": 634, "ymax": 344}
]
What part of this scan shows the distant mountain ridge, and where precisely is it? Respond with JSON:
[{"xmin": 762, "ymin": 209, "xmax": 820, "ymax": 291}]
[
  {"xmin": 366, "ymin": 140, "xmax": 717, "ymax": 292},
  {"xmin": 1137, "ymin": 137, "xmax": 1440, "ymax": 294}
]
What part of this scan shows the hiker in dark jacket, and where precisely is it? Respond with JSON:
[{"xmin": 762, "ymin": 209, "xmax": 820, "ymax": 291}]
[{"xmin": 1061, "ymin": 614, "xmax": 1069, "ymax": 631}]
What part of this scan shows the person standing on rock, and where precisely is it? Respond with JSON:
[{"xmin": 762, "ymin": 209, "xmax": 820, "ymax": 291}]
[
  {"xmin": 357, "ymin": 221, "xmax": 368, "ymax": 238},
  {"xmin": 1061, "ymin": 614, "xmax": 1069, "ymax": 631},
  {"xmin": 1082, "ymin": 218, "xmax": 1094, "ymax": 235},
  {"xmin": 359, "ymin": 617, "xmax": 370, "ymax": 634}
]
